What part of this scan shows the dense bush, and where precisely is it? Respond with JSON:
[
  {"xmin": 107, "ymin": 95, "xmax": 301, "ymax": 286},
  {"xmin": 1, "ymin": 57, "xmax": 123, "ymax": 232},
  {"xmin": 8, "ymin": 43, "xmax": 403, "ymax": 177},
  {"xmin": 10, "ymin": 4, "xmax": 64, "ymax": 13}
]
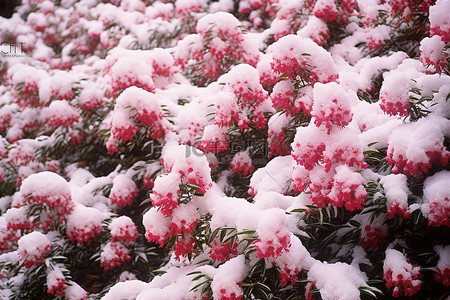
[{"xmin": 0, "ymin": 0, "xmax": 449, "ymax": 299}]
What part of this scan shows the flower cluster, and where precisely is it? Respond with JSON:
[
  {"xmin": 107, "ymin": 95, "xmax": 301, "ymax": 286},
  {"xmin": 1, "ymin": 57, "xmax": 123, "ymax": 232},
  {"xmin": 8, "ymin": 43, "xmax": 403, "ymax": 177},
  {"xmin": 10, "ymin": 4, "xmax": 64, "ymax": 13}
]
[
  {"xmin": 66, "ymin": 204, "xmax": 104, "ymax": 244},
  {"xmin": 150, "ymin": 172, "xmax": 182, "ymax": 216},
  {"xmin": 100, "ymin": 241, "xmax": 131, "ymax": 270},
  {"xmin": 420, "ymin": 36, "xmax": 449, "ymax": 73},
  {"xmin": 0, "ymin": 0, "xmax": 449, "ymax": 299},
  {"xmin": 42, "ymin": 100, "xmax": 80, "ymax": 128},
  {"xmin": 422, "ymin": 170, "xmax": 450, "ymax": 227},
  {"xmin": 211, "ymin": 64, "xmax": 269, "ymax": 133},
  {"xmin": 46, "ymin": 267, "xmax": 67, "ymax": 296},
  {"xmin": 386, "ymin": 117, "xmax": 450, "ymax": 177},
  {"xmin": 292, "ymin": 122, "xmax": 367, "ymax": 210},
  {"xmin": 209, "ymin": 239, "xmax": 239, "ymax": 262},
  {"xmin": 271, "ymin": 82, "xmax": 313, "ymax": 117},
  {"xmin": 254, "ymin": 209, "xmax": 291, "ymax": 258},
  {"xmin": 109, "ymin": 216, "xmax": 138, "ymax": 244},
  {"xmin": 109, "ymin": 174, "xmax": 139, "ymax": 207},
  {"xmin": 359, "ymin": 215, "xmax": 389, "ymax": 250},
  {"xmin": 107, "ymin": 86, "xmax": 171, "ymax": 149},
  {"xmin": 175, "ymin": 12, "xmax": 259, "ymax": 84},
  {"xmin": 19, "ymin": 171, "xmax": 74, "ymax": 217},
  {"xmin": 230, "ymin": 150, "xmax": 254, "ymax": 176},
  {"xmin": 311, "ymin": 82, "xmax": 353, "ymax": 133},
  {"xmin": 108, "ymin": 56, "xmax": 155, "ymax": 98},
  {"xmin": 17, "ymin": 231, "xmax": 52, "ymax": 268},
  {"xmin": 383, "ymin": 249, "xmax": 422, "ymax": 297},
  {"xmin": 429, "ymin": 0, "xmax": 450, "ymax": 44},
  {"xmin": 269, "ymin": 35, "xmax": 339, "ymax": 84},
  {"xmin": 434, "ymin": 245, "xmax": 450, "ymax": 287},
  {"xmin": 199, "ymin": 124, "xmax": 228, "ymax": 154},
  {"xmin": 144, "ymin": 146, "xmax": 212, "ymax": 260},
  {"xmin": 4, "ymin": 206, "xmax": 33, "ymax": 232},
  {"xmin": 380, "ymin": 174, "xmax": 411, "ymax": 219}
]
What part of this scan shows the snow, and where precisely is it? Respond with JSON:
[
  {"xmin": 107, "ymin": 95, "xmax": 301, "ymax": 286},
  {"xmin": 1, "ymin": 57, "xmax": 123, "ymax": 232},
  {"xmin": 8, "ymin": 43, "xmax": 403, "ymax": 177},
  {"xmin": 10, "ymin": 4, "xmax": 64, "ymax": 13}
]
[
  {"xmin": 66, "ymin": 203, "xmax": 105, "ymax": 243},
  {"xmin": 41, "ymin": 100, "xmax": 80, "ymax": 127},
  {"xmin": 422, "ymin": 170, "xmax": 450, "ymax": 227},
  {"xmin": 380, "ymin": 174, "xmax": 410, "ymax": 218},
  {"xmin": 210, "ymin": 255, "xmax": 247, "ymax": 299},
  {"xmin": 383, "ymin": 248, "xmax": 422, "ymax": 296},
  {"xmin": 308, "ymin": 261, "xmax": 369, "ymax": 300},
  {"xmin": 386, "ymin": 116, "xmax": 450, "ymax": 176},
  {"xmin": 19, "ymin": 171, "xmax": 72, "ymax": 202},
  {"xmin": 64, "ymin": 282, "xmax": 88, "ymax": 300},
  {"xmin": 249, "ymin": 155, "xmax": 293, "ymax": 195},
  {"xmin": 102, "ymin": 280, "xmax": 149, "ymax": 300},
  {"xmin": 429, "ymin": 0, "xmax": 450, "ymax": 43},
  {"xmin": 434, "ymin": 245, "xmax": 450, "ymax": 277},
  {"xmin": 0, "ymin": 0, "xmax": 449, "ymax": 299},
  {"xmin": 17, "ymin": 231, "xmax": 51, "ymax": 266}
]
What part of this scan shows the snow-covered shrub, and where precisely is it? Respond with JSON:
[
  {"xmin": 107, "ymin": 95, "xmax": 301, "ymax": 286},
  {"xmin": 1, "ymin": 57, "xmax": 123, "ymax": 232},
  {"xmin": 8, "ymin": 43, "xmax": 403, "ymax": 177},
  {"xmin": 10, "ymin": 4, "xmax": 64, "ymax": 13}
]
[{"xmin": 0, "ymin": 0, "xmax": 449, "ymax": 299}]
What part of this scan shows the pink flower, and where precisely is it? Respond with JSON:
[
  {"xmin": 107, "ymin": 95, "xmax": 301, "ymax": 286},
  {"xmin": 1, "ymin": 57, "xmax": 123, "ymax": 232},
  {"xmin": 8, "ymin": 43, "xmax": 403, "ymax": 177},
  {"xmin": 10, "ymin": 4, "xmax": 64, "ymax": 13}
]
[
  {"xmin": 292, "ymin": 164, "xmax": 311, "ymax": 192},
  {"xmin": 230, "ymin": 151, "xmax": 254, "ymax": 176},
  {"xmin": 361, "ymin": 224, "xmax": 388, "ymax": 250},
  {"xmin": 254, "ymin": 209, "xmax": 291, "ymax": 258},
  {"xmin": 386, "ymin": 117, "xmax": 450, "ymax": 177},
  {"xmin": 388, "ymin": 0, "xmax": 413, "ymax": 16},
  {"xmin": 173, "ymin": 235, "xmax": 196, "ymax": 260},
  {"xmin": 110, "ymin": 174, "xmax": 139, "ymax": 207},
  {"xmin": 110, "ymin": 57, "xmax": 155, "ymax": 97},
  {"xmin": 5, "ymin": 207, "xmax": 33, "ymax": 232},
  {"xmin": 46, "ymin": 267, "xmax": 67, "ymax": 296},
  {"xmin": 218, "ymin": 288, "xmax": 243, "ymax": 300},
  {"xmin": 150, "ymin": 173, "xmax": 181, "ymax": 216},
  {"xmin": 322, "ymin": 128, "xmax": 367, "ymax": 172},
  {"xmin": 309, "ymin": 165, "xmax": 334, "ymax": 208},
  {"xmin": 143, "ymin": 208, "xmax": 171, "ymax": 247},
  {"xmin": 313, "ymin": 0, "xmax": 338, "ymax": 22},
  {"xmin": 18, "ymin": 232, "xmax": 52, "ymax": 268},
  {"xmin": 279, "ymin": 265, "xmax": 300, "ymax": 287},
  {"xmin": 383, "ymin": 249, "xmax": 422, "ymax": 297},
  {"xmin": 169, "ymin": 204, "xmax": 199, "ymax": 236},
  {"xmin": 268, "ymin": 129, "xmax": 289, "ymax": 158},
  {"xmin": 19, "ymin": 172, "xmax": 74, "ymax": 216},
  {"xmin": 109, "ymin": 216, "xmax": 138, "ymax": 244},
  {"xmin": 311, "ymin": 82, "xmax": 353, "ymax": 133},
  {"xmin": 100, "ymin": 241, "xmax": 131, "ymax": 270},
  {"xmin": 67, "ymin": 204, "xmax": 104, "ymax": 245},
  {"xmin": 209, "ymin": 239, "xmax": 239, "ymax": 262},
  {"xmin": 427, "ymin": 198, "xmax": 450, "ymax": 227},
  {"xmin": 79, "ymin": 87, "xmax": 104, "ymax": 110},
  {"xmin": 43, "ymin": 100, "xmax": 80, "ymax": 128},
  {"xmin": 291, "ymin": 125, "xmax": 326, "ymax": 170},
  {"xmin": 225, "ymin": 65, "xmax": 268, "ymax": 108},
  {"xmin": 199, "ymin": 125, "xmax": 228, "ymax": 155},
  {"xmin": 420, "ymin": 36, "xmax": 449, "ymax": 73},
  {"xmin": 379, "ymin": 90, "xmax": 410, "ymax": 117},
  {"xmin": 429, "ymin": 0, "xmax": 450, "ymax": 43},
  {"xmin": 328, "ymin": 165, "xmax": 367, "ymax": 211},
  {"xmin": 8, "ymin": 143, "xmax": 36, "ymax": 166}
]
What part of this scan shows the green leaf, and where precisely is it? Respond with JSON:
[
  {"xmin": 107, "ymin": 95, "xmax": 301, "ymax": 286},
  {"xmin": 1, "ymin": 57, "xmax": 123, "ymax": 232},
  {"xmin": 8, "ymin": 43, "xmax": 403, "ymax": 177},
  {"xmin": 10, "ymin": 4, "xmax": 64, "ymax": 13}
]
[
  {"xmin": 236, "ymin": 230, "xmax": 256, "ymax": 236},
  {"xmin": 189, "ymin": 279, "xmax": 210, "ymax": 292},
  {"xmin": 289, "ymin": 208, "xmax": 307, "ymax": 213},
  {"xmin": 208, "ymin": 227, "xmax": 221, "ymax": 245},
  {"xmin": 348, "ymin": 220, "xmax": 361, "ymax": 227},
  {"xmin": 192, "ymin": 274, "xmax": 206, "ymax": 281},
  {"xmin": 186, "ymin": 271, "xmax": 202, "ymax": 276}
]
